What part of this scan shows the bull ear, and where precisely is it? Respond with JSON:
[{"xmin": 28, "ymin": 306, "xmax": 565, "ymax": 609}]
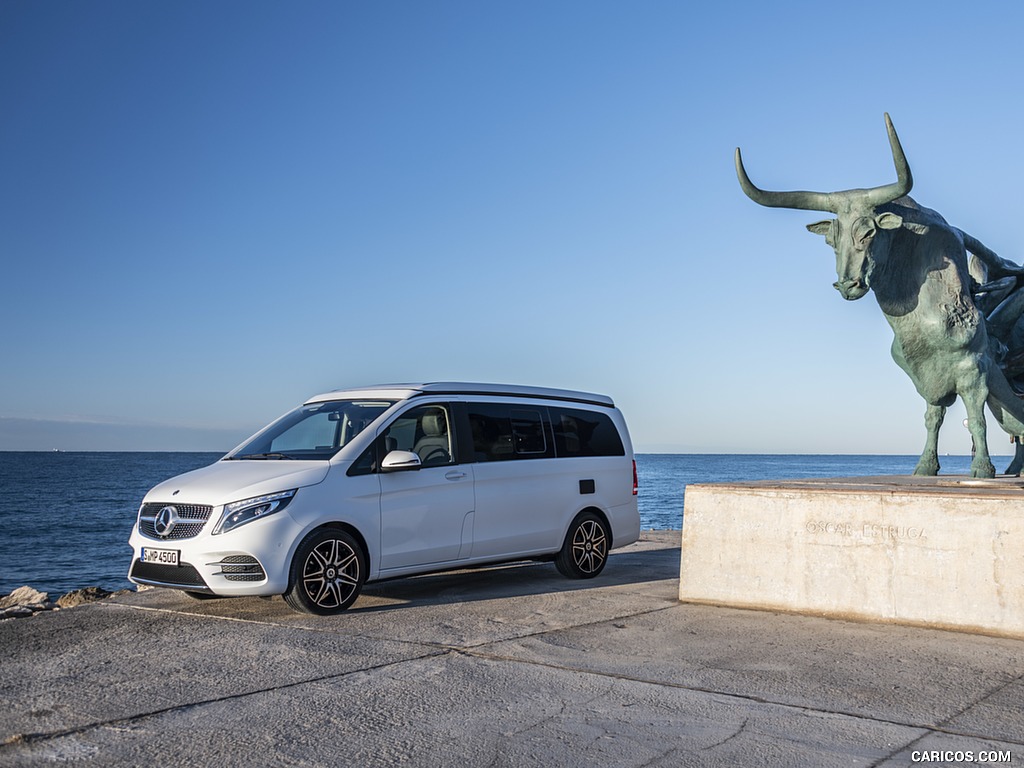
[
  {"xmin": 806, "ymin": 220, "xmax": 832, "ymax": 237},
  {"xmin": 876, "ymin": 212, "xmax": 903, "ymax": 230}
]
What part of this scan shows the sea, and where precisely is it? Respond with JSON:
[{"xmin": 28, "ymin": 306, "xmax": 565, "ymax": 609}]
[{"xmin": 0, "ymin": 451, "xmax": 994, "ymax": 597}]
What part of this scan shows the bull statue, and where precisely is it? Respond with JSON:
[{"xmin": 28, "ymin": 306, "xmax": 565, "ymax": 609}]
[{"xmin": 735, "ymin": 113, "xmax": 1024, "ymax": 478}]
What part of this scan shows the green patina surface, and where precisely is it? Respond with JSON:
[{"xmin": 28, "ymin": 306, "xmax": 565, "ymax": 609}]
[{"xmin": 736, "ymin": 114, "xmax": 1024, "ymax": 478}]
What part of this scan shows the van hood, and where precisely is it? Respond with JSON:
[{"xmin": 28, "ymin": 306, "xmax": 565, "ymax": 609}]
[{"xmin": 143, "ymin": 459, "xmax": 331, "ymax": 507}]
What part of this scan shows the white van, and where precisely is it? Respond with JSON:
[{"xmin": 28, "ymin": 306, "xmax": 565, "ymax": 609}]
[{"xmin": 128, "ymin": 382, "xmax": 640, "ymax": 614}]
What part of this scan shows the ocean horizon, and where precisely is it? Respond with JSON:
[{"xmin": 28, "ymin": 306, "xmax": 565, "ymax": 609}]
[{"xmin": 0, "ymin": 451, "xmax": 1004, "ymax": 598}]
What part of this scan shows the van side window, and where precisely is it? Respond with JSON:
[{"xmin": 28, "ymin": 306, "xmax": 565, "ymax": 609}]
[
  {"xmin": 468, "ymin": 404, "xmax": 553, "ymax": 461},
  {"xmin": 385, "ymin": 405, "xmax": 454, "ymax": 467},
  {"xmin": 346, "ymin": 438, "xmax": 380, "ymax": 476},
  {"xmin": 550, "ymin": 407, "xmax": 625, "ymax": 457}
]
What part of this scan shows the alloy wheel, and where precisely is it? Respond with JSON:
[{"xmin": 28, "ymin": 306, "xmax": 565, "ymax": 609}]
[
  {"xmin": 570, "ymin": 518, "xmax": 607, "ymax": 575},
  {"xmin": 301, "ymin": 537, "xmax": 361, "ymax": 609}
]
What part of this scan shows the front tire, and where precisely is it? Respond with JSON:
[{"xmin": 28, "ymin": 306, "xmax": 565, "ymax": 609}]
[
  {"xmin": 284, "ymin": 528, "xmax": 366, "ymax": 615},
  {"xmin": 555, "ymin": 512, "xmax": 609, "ymax": 579}
]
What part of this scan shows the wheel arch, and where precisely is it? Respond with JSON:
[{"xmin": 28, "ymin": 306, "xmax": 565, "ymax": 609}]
[
  {"xmin": 569, "ymin": 505, "xmax": 613, "ymax": 549},
  {"xmin": 287, "ymin": 520, "xmax": 372, "ymax": 587}
]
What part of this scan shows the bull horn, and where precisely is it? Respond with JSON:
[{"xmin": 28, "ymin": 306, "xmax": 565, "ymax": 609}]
[
  {"xmin": 734, "ymin": 113, "xmax": 913, "ymax": 212},
  {"xmin": 862, "ymin": 112, "xmax": 913, "ymax": 207},
  {"xmin": 734, "ymin": 147, "xmax": 837, "ymax": 212}
]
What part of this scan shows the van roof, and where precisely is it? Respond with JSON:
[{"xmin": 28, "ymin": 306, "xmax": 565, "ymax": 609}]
[{"xmin": 304, "ymin": 382, "xmax": 615, "ymax": 408}]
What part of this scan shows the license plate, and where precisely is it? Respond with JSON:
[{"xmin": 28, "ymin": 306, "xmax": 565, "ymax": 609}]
[{"xmin": 142, "ymin": 548, "xmax": 179, "ymax": 566}]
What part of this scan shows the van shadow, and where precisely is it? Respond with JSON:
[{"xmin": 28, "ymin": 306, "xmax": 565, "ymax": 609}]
[{"xmin": 351, "ymin": 544, "xmax": 680, "ymax": 613}]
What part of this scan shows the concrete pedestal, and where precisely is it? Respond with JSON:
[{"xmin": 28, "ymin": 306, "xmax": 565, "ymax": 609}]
[{"xmin": 679, "ymin": 475, "xmax": 1024, "ymax": 637}]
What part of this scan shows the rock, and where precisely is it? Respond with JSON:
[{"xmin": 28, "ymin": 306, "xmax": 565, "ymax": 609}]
[
  {"xmin": 57, "ymin": 587, "xmax": 113, "ymax": 608},
  {"xmin": 0, "ymin": 584, "xmax": 131, "ymax": 618},
  {"xmin": 0, "ymin": 586, "xmax": 49, "ymax": 611}
]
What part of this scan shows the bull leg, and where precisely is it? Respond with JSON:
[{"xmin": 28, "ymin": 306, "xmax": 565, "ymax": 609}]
[
  {"xmin": 964, "ymin": 387, "xmax": 996, "ymax": 478},
  {"xmin": 914, "ymin": 403, "xmax": 945, "ymax": 476},
  {"xmin": 1006, "ymin": 438, "xmax": 1024, "ymax": 476}
]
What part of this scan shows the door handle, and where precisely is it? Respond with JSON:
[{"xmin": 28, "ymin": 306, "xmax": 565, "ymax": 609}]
[{"xmin": 445, "ymin": 471, "xmax": 467, "ymax": 481}]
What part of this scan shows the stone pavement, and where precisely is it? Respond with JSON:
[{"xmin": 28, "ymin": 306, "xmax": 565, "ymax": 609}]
[{"xmin": 1, "ymin": 532, "xmax": 1022, "ymax": 767}]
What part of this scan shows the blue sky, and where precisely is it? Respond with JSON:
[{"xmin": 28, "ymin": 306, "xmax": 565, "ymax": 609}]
[{"xmin": 3, "ymin": 1, "xmax": 1024, "ymax": 454}]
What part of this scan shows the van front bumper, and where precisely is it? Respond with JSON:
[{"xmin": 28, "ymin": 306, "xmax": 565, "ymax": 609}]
[{"xmin": 127, "ymin": 511, "xmax": 299, "ymax": 596}]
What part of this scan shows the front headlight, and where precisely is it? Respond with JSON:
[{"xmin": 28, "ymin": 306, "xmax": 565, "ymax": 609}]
[{"xmin": 213, "ymin": 489, "xmax": 297, "ymax": 535}]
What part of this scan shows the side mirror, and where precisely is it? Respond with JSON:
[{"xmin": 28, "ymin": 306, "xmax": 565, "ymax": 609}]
[{"xmin": 381, "ymin": 450, "xmax": 422, "ymax": 472}]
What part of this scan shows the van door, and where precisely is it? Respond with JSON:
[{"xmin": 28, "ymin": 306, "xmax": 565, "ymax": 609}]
[
  {"xmin": 378, "ymin": 403, "xmax": 475, "ymax": 570},
  {"xmin": 462, "ymin": 402, "xmax": 563, "ymax": 557}
]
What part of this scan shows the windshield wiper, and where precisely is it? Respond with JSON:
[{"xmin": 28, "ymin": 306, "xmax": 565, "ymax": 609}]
[{"xmin": 233, "ymin": 452, "xmax": 295, "ymax": 460}]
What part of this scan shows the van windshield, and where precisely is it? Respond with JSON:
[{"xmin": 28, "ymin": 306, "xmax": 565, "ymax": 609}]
[{"xmin": 228, "ymin": 400, "xmax": 394, "ymax": 461}]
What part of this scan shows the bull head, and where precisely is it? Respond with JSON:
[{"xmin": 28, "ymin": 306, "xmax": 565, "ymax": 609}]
[{"xmin": 735, "ymin": 113, "xmax": 913, "ymax": 301}]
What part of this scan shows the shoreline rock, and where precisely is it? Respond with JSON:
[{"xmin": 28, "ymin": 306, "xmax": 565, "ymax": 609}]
[
  {"xmin": 0, "ymin": 585, "xmax": 132, "ymax": 620},
  {"xmin": 56, "ymin": 586, "xmax": 115, "ymax": 608}
]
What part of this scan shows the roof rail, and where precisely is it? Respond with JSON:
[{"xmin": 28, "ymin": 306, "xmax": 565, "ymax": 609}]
[
  {"xmin": 410, "ymin": 382, "xmax": 614, "ymax": 408},
  {"xmin": 310, "ymin": 382, "xmax": 615, "ymax": 408}
]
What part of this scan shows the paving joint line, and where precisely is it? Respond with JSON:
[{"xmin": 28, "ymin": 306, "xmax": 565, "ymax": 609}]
[
  {"xmin": 98, "ymin": 601, "xmax": 446, "ymax": 654},
  {"xmin": 456, "ymin": 601, "xmax": 681, "ymax": 651}
]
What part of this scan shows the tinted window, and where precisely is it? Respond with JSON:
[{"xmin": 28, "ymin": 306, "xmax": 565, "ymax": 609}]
[
  {"xmin": 550, "ymin": 407, "xmax": 625, "ymax": 457},
  {"xmin": 468, "ymin": 404, "xmax": 552, "ymax": 461},
  {"xmin": 511, "ymin": 409, "xmax": 547, "ymax": 454}
]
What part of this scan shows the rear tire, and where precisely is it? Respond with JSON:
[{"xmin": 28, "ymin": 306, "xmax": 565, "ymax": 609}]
[
  {"xmin": 284, "ymin": 528, "xmax": 365, "ymax": 615},
  {"xmin": 555, "ymin": 512, "xmax": 609, "ymax": 579}
]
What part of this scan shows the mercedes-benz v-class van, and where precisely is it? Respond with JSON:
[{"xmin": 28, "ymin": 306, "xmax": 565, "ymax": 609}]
[{"xmin": 128, "ymin": 382, "xmax": 640, "ymax": 614}]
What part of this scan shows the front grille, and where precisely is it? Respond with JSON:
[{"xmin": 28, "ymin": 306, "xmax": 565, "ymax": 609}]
[
  {"xmin": 130, "ymin": 559, "xmax": 208, "ymax": 588},
  {"xmin": 215, "ymin": 555, "xmax": 266, "ymax": 582},
  {"xmin": 138, "ymin": 503, "xmax": 214, "ymax": 540}
]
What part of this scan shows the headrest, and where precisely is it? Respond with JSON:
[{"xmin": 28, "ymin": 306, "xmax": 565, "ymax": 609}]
[{"xmin": 422, "ymin": 411, "xmax": 446, "ymax": 436}]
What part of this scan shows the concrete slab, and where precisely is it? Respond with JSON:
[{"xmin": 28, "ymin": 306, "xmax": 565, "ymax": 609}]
[
  {"xmin": 0, "ymin": 595, "xmax": 444, "ymax": 740},
  {"xmin": 5, "ymin": 652, "xmax": 926, "ymax": 767},
  {"xmin": 486, "ymin": 602, "xmax": 1024, "ymax": 732},
  {"xmin": 680, "ymin": 475, "xmax": 1024, "ymax": 637},
  {"xmin": 2, "ymin": 532, "xmax": 1023, "ymax": 767}
]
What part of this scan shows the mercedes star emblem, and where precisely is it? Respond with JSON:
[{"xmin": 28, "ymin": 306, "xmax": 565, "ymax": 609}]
[{"xmin": 154, "ymin": 505, "xmax": 180, "ymax": 538}]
